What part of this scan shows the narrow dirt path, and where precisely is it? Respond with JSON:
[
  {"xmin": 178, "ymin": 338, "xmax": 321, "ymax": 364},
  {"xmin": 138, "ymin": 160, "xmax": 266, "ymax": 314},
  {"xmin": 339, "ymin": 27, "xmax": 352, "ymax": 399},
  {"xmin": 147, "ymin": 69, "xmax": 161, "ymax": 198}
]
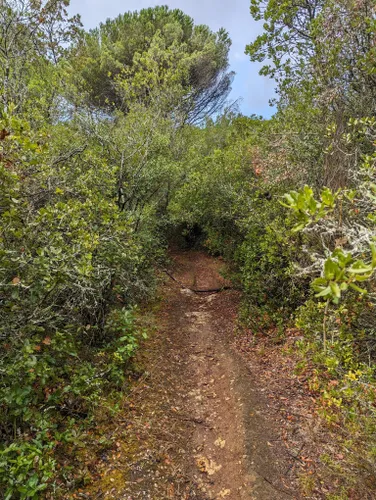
[
  {"xmin": 81, "ymin": 250, "xmax": 299, "ymax": 499},
  {"xmin": 164, "ymin": 250, "xmax": 284, "ymax": 500}
]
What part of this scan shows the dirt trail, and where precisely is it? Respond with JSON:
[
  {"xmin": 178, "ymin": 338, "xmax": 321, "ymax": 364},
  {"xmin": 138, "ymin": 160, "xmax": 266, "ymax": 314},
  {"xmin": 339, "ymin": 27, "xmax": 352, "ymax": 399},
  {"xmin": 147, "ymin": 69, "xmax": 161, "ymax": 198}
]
[
  {"xmin": 83, "ymin": 250, "xmax": 299, "ymax": 499},
  {"xmin": 166, "ymin": 251, "xmax": 285, "ymax": 500}
]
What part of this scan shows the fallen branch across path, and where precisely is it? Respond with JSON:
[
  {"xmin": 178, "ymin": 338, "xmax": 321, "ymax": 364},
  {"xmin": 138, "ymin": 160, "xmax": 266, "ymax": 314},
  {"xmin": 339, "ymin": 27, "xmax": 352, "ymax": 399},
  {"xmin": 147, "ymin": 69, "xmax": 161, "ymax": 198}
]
[{"xmin": 162, "ymin": 269, "xmax": 233, "ymax": 294}]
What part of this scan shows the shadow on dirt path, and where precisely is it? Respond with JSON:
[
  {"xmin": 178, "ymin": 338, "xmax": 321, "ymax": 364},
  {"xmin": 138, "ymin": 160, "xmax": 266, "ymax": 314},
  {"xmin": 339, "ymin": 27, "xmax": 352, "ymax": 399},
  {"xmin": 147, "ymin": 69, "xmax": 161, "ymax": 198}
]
[{"xmin": 82, "ymin": 250, "xmax": 300, "ymax": 499}]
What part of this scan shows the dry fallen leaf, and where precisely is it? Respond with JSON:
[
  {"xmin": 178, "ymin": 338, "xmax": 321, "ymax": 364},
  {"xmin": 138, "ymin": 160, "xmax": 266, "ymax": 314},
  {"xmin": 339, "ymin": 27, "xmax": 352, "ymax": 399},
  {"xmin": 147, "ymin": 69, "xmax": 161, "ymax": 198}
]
[
  {"xmin": 218, "ymin": 490, "xmax": 231, "ymax": 498},
  {"xmin": 0, "ymin": 129, "xmax": 10, "ymax": 141},
  {"xmin": 214, "ymin": 437, "xmax": 226, "ymax": 449},
  {"xmin": 196, "ymin": 456, "xmax": 222, "ymax": 475},
  {"xmin": 167, "ymin": 484, "xmax": 174, "ymax": 498}
]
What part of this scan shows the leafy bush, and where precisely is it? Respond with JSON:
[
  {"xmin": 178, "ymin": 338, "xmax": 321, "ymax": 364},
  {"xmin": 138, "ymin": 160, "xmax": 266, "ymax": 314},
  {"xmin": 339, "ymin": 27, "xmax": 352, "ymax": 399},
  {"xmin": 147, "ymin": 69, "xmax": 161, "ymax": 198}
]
[
  {"xmin": 236, "ymin": 197, "xmax": 307, "ymax": 322},
  {"xmin": 0, "ymin": 441, "xmax": 55, "ymax": 500},
  {"xmin": 0, "ymin": 110, "xmax": 158, "ymax": 497}
]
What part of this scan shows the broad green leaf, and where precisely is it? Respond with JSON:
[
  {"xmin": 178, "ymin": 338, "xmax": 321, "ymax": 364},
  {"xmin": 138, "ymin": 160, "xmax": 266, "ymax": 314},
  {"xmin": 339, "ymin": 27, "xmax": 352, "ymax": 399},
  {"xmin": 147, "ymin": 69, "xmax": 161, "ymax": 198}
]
[
  {"xmin": 315, "ymin": 286, "xmax": 332, "ymax": 298},
  {"xmin": 330, "ymin": 282, "xmax": 341, "ymax": 298}
]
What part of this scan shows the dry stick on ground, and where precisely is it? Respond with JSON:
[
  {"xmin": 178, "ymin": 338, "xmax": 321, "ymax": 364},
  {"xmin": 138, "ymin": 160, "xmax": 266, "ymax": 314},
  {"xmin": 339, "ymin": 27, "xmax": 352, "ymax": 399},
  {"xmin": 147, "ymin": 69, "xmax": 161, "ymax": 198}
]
[
  {"xmin": 323, "ymin": 298, "xmax": 330, "ymax": 353},
  {"xmin": 284, "ymin": 444, "xmax": 306, "ymax": 476},
  {"xmin": 162, "ymin": 268, "xmax": 233, "ymax": 294},
  {"xmin": 258, "ymin": 474, "xmax": 296, "ymax": 498}
]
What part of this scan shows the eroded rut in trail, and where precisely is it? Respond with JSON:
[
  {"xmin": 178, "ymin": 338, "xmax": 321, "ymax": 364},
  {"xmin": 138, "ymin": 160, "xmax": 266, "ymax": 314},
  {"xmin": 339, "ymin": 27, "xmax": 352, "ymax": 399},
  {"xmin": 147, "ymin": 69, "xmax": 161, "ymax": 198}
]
[{"xmin": 84, "ymin": 251, "xmax": 298, "ymax": 499}]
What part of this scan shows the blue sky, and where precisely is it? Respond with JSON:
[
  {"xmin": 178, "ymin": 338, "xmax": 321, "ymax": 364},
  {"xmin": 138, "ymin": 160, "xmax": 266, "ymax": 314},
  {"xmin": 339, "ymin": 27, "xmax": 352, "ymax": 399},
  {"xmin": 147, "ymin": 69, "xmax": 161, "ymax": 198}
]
[{"xmin": 69, "ymin": 0, "xmax": 276, "ymax": 118}]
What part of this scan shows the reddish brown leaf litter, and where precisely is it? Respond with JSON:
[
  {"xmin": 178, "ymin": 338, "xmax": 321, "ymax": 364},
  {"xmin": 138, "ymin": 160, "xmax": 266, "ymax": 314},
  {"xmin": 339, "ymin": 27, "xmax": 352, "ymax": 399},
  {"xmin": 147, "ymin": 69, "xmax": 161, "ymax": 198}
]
[
  {"xmin": 76, "ymin": 250, "xmax": 307, "ymax": 499},
  {"xmin": 233, "ymin": 324, "xmax": 349, "ymax": 499}
]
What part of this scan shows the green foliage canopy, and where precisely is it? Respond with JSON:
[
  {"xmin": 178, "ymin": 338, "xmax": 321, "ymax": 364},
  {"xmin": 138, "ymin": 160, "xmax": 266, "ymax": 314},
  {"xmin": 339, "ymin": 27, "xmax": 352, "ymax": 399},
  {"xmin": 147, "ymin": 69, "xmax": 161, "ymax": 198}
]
[{"xmin": 73, "ymin": 6, "xmax": 233, "ymax": 123}]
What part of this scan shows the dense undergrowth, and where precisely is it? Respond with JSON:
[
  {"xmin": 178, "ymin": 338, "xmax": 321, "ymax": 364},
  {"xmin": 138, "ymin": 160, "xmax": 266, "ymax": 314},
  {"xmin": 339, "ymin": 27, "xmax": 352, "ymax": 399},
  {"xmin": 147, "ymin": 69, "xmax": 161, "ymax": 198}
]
[{"xmin": 1, "ymin": 0, "xmax": 376, "ymax": 498}]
